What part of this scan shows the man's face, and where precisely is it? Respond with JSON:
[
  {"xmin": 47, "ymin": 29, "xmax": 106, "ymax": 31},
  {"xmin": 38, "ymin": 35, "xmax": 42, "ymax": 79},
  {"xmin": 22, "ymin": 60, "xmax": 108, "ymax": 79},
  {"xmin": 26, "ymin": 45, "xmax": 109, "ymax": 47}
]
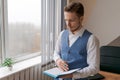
[{"xmin": 64, "ymin": 12, "xmax": 82, "ymax": 33}]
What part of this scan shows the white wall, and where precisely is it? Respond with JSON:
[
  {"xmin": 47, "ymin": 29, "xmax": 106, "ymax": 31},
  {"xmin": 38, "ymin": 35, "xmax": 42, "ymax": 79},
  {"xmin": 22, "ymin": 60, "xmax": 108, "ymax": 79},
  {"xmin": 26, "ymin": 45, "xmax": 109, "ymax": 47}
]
[{"xmin": 70, "ymin": 0, "xmax": 120, "ymax": 46}]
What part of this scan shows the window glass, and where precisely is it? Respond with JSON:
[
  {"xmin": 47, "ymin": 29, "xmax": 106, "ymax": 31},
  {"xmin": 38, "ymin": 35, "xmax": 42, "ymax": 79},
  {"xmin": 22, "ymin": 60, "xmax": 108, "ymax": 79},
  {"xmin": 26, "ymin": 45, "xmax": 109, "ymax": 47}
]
[{"xmin": 7, "ymin": 0, "xmax": 41, "ymax": 59}]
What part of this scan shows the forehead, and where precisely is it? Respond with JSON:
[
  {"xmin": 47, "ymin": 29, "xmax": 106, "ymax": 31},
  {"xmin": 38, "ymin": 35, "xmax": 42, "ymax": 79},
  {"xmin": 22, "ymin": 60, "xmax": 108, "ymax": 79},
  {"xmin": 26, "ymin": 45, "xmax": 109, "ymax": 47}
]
[{"xmin": 64, "ymin": 12, "xmax": 78, "ymax": 19}]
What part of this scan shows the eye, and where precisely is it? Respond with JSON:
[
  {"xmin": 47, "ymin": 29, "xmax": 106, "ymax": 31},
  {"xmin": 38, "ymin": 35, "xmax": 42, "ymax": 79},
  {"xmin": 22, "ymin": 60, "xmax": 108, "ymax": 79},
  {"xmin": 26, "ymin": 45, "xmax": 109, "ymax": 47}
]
[{"xmin": 70, "ymin": 19, "xmax": 75, "ymax": 22}]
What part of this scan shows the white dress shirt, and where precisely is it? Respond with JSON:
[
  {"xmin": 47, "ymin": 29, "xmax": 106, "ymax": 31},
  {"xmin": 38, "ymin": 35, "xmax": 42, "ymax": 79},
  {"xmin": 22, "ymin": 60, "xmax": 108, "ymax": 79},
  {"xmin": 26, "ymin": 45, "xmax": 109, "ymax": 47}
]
[{"xmin": 53, "ymin": 27, "xmax": 100, "ymax": 79}]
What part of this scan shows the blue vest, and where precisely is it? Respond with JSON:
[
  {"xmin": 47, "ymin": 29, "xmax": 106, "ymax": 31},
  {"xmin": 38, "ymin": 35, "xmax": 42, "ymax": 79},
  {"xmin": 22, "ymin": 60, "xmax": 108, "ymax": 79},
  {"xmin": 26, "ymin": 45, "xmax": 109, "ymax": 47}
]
[
  {"xmin": 60, "ymin": 30, "xmax": 91, "ymax": 80},
  {"xmin": 61, "ymin": 30, "xmax": 91, "ymax": 69},
  {"xmin": 54, "ymin": 30, "xmax": 91, "ymax": 80}
]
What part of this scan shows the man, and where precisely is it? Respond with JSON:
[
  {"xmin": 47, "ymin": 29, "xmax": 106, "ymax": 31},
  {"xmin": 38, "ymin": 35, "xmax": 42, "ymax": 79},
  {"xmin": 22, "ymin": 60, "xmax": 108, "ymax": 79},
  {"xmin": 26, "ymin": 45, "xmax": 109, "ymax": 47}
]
[{"xmin": 53, "ymin": 1, "xmax": 100, "ymax": 80}]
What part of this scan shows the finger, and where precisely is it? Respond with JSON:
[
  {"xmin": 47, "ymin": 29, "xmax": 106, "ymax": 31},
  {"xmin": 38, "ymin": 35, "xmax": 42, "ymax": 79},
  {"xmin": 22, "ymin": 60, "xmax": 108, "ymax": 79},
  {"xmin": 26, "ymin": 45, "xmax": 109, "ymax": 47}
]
[
  {"xmin": 61, "ymin": 63, "xmax": 69, "ymax": 71},
  {"xmin": 56, "ymin": 59, "xmax": 69, "ymax": 71},
  {"xmin": 60, "ymin": 65, "xmax": 68, "ymax": 71}
]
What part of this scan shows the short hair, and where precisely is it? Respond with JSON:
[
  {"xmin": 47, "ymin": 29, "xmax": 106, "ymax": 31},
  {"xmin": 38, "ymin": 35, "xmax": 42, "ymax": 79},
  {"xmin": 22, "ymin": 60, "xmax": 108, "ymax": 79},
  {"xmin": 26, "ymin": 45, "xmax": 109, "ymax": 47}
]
[{"xmin": 64, "ymin": 1, "xmax": 84, "ymax": 17}]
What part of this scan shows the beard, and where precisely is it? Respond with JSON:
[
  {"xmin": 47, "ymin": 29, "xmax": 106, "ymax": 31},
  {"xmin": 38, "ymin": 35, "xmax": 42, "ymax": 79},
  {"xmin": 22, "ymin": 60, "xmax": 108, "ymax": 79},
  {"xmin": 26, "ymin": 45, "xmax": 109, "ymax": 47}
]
[{"xmin": 68, "ymin": 24, "xmax": 81, "ymax": 33}]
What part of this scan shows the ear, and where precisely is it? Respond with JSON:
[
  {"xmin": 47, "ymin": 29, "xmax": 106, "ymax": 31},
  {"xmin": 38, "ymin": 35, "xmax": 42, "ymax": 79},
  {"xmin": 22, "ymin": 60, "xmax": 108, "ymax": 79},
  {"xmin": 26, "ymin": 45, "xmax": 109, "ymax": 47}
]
[{"xmin": 80, "ymin": 16, "xmax": 84, "ymax": 22}]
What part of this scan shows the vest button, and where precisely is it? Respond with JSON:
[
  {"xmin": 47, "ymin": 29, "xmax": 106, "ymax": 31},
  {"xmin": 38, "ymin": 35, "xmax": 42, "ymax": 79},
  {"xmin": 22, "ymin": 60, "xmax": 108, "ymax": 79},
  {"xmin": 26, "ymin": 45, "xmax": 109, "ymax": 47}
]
[{"xmin": 68, "ymin": 51, "xmax": 70, "ymax": 54}]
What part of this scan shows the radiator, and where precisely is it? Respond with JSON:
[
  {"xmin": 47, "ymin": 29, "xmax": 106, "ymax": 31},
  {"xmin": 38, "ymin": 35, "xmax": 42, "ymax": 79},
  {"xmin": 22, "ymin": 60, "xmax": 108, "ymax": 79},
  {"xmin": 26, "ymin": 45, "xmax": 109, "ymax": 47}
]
[{"xmin": 0, "ymin": 62, "xmax": 54, "ymax": 80}]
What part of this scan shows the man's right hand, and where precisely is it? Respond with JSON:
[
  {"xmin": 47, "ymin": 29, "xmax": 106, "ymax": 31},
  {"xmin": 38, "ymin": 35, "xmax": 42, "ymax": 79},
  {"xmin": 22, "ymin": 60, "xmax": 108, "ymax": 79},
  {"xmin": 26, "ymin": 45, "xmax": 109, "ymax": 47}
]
[{"xmin": 56, "ymin": 58, "xmax": 69, "ymax": 71}]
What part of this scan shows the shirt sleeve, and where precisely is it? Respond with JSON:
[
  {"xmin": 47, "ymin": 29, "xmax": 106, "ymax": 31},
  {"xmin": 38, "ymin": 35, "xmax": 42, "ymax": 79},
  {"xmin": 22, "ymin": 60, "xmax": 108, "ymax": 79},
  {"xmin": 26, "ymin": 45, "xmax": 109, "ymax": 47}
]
[
  {"xmin": 73, "ymin": 35, "xmax": 100, "ymax": 79},
  {"xmin": 53, "ymin": 31, "xmax": 64, "ymax": 62}
]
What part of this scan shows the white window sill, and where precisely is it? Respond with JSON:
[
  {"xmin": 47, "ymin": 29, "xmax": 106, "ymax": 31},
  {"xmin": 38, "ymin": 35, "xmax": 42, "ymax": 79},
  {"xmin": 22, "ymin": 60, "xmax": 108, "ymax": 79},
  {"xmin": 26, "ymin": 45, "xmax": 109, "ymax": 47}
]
[{"xmin": 0, "ymin": 56, "xmax": 41, "ymax": 79}]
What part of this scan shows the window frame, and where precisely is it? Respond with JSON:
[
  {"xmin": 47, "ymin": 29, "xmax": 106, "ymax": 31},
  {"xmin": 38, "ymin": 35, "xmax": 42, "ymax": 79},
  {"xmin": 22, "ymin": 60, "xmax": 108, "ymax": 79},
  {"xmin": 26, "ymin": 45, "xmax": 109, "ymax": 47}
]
[{"xmin": 0, "ymin": 0, "xmax": 7, "ymax": 63}]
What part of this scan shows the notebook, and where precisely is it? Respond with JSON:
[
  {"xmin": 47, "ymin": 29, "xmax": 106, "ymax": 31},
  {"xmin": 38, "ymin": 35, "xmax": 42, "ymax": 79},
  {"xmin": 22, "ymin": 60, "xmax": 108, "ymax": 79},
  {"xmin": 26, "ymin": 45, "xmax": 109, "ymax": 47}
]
[{"xmin": 43, "ymin": 67, "xmax": 80, "ymax": 78}]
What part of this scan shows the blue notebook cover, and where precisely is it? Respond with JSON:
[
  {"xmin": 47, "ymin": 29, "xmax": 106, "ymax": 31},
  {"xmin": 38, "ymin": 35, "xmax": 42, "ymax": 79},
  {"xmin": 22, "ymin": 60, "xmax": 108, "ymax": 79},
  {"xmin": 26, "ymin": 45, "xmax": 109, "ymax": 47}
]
[{"xmin": 43, "ymin": 67, "xmax": 80, "ymax": 78}]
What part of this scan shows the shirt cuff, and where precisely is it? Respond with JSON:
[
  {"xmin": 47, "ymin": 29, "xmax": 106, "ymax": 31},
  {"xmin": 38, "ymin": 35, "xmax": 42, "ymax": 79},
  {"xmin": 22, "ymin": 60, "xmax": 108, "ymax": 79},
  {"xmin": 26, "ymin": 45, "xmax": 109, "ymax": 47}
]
[{"xmin": 53, "ymin": 56, "xmax": 60, "ymax": 62}]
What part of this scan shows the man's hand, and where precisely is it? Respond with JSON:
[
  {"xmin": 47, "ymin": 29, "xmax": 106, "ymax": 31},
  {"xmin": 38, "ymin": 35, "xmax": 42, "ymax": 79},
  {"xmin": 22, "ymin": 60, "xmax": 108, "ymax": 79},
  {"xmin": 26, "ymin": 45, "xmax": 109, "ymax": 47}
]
[{"xmin": 56, "ymin": 58, "xmax": 69, "ymax": 71}]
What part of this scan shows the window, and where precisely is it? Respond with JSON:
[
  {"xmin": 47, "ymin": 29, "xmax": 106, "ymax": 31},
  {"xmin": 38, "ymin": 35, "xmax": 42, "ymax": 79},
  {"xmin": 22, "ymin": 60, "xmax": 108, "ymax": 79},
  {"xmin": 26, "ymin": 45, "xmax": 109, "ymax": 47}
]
[
  {"xmin": 7, "ymin": 0, "xmax": 41, "ymax": 60},
  {"xmin": 0, "ymin": 0, "xmax": 64, "ymax": 64},
  {"xmin": 0, "ymin": 0, "xmax": 41, "ymax": 62}
]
